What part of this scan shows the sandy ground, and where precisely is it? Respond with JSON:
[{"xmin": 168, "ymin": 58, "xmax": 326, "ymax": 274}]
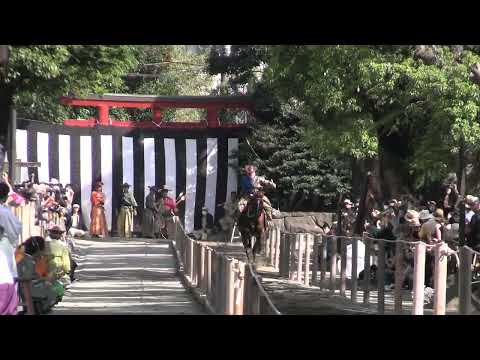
[{"xmin": 50, "ymin": 237, "xmax": 205, "ymax": 315}]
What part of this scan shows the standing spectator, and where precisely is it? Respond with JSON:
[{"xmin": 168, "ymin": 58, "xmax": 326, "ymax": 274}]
[
  {"xmin": 465, "ymin": 195, "xmax": 478, "ymax": 224},
  {"xmin": 0, "ymin": 226, "xmax": 19, "ymax": 315},
  {"xmin": 467, "ymin": 198, "xmax": 480, "ymax": 251},
  {"xmin": 156, "ymin": 186, "xmax": 183, "ymax": 239},
  {"xmin": 117, "ymin": 183, "xmax": 137, "ymax": 238},
  {"xmin": 90, "ymin": 181, "xmax": 108, "ymax": 238},
  {"xmin": 0, "ymin": 183, "xmax": 22, "ymax": 247},
  {"xmin": 2, "ymin": 173, "xmax": 25, "ymax": 207},
  {"xmin": 64, "ymin": 184, "xmax": 74, "ymax": 213},
  {"xmin": 442, "ymin": 184, "xmax": 458, "ymax": 218},
  {"xmin": 142, "ymin": 186, "xmax": 158, "ymax": 238}
]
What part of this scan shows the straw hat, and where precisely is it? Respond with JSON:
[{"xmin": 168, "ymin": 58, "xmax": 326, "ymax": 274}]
[
  {"xmin": 433, "ymin": 208, "xmax": 445, "ymax": 222},
  {"xmin": 465, "ymin": 195, "xmax": 479, "ymax": 209},
  {"xmin": 48, "ymin": 224, "xmax": 65, "ymax": 233},
  {"xmin": 73, "ymin": 204, "xmax": 80, "ymax": 209},
  {"xmin": 404, "ymin": 210, "xmax": 420, "ymax": 227},
  {"xmin": 418, "ymin": 210, "xmax": 433, "ymax": 221}
]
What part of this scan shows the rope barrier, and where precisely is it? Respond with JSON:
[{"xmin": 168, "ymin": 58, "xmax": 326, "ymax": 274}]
[
  {"xmin": 175, "ymin": 217, "xmax": 281, "ymax": 315},
  {"xmin": 246, "ymin": 261, "xmax": 282, "ymax": 315}
]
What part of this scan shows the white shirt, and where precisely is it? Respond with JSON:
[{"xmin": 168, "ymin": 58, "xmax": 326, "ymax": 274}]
[
  {"xmin": 0, "ymin": 204, "xmax": 22, "ymax": 247},
  {"xmin": 466, "ymin": 210, "xmax": 475, "ymax": 223},
  {"xmin": 0, "ymin": 237, "xmax": 17, "ymax": 284}
]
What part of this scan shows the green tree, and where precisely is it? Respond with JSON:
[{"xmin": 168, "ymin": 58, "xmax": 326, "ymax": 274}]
[
  {"xmin": 208, "ymin": 46, "xmax": 352, "ymax": 210},
  {"xmin": 118, "ymin": 45, "xmax": 216, "ymax": 122},
  {"xmin": 5, "ymin": 45, "xmax": 137, "ymax": 123},
  {"xmin": 266, "ymin": 45, "xmax": 480, "ymax": 201}
]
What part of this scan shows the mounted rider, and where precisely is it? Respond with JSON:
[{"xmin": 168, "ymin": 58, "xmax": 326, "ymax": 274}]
[{"xmin": 238, "ymin": 164, "xmax": 276, "ymax": 226}]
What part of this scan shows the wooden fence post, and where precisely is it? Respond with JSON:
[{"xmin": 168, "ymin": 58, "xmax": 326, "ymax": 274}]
[
  {"xmin": 289, "ymin": 234, "xmax": 297, "ymax": 281},
  {"xmin": 394, "ymin": 241, "xmax": 404, "ymax": 314},
  {"xmin": 412, "ymin": 242, "xmax": 426, "ymax": 315},
  {"xmin": 235, "ymin": 262, "xmax": 245, "ymax": 315},
  {"xmin": 459, "ymin": 247, "xmax": 473, "ymax": 315},
  {"xmin": 198, "ymin": 245, "xmax": 205, "ymax": 291},
  {"xmin": 279, "ymin": 232, "xmax": 290, "ymax": 278},
  {"xmin": 320, "ymin": 235, "xmax": 327, "ymax": 289},
  {"xmin": 225, "ymin": 258, "xmax": 235, "ymax": 315},
  {"xmin": 275, "ymin": 227, "xmax": 281, "ymax": 270},
  {"xmin": 330, "ymin": 236, "xmax": 337, "ymax": 293},
  {"xmin": 351, "ymin": 236, "xmax": 358, "ymax": 303},
  {"xmin": 363, "ymin": 235, "xmax": 371, "ymax": 305},
  {"xmin": 304, "ymin": 234, "xmax": 311, "ymax": 286},
  {"xmin": 297, "ymin": 234, "xmax": 304, "ymax": 283},
  {"xmin": 206, "ymin": 248, "xmax": 212, "ymax": 300},
  {"xmin": 433, "ymin": 242, "xmax": 448, "ymax": 315},
  {"xmin": 377, "ymin": 240, "xmax": 385, "ymax": 314},
  {"xmin": 269, "ymin": 227, "xmax": 276, "ymax": 267},
  {"xmin": 265, "ymin": 228, "xmax": 271, "ymax": 259},
  {"xmin": 340, "ymin": 237, "xmax": 347, "ymax": 297},
  {"xmin": 312, "ymin": 235, "xmax": 319, "ymax": 287},
  {"xmin": 189, "ymin": 239, "xmax": 195, "ymax": 282},
  {"xmin": 243, "ymin": 265, "xmax": 252, "ymax": 315}
]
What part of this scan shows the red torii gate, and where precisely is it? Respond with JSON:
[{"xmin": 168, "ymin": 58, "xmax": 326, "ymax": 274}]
[{"xmin": 60, "ymin": 94, "xmax": 254, "ymax": 129}]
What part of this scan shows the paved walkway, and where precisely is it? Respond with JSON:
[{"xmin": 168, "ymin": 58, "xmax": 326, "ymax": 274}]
[{"xmin": 50, "ymin": 238, "xmax": 205, "ymax": 315}]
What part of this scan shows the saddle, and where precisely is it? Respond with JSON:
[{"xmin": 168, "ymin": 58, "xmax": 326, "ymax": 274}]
[{"xmin": 243, "ymin": 193, "xmax": 264, "ymax": 219}]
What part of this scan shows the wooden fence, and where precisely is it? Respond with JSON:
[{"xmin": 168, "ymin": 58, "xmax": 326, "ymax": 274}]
[
  {"xmin": 262, "ymin": 227, "xmax": 476, "ymax": 315},
  {"xmin": 173, "ymin": 219, "xmax": 281, "ymax": 315},
  {"xmin": 9, "ymin": 201, "xmax": 43, "ymax": 245}
]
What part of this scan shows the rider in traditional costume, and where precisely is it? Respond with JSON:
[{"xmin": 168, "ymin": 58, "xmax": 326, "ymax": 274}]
[
  {"xmin": 238, "ymin": 164, "xmax": 276, "ymax": 226},
  {"xmin": 117, "ymin": 183, "xmax": 138, "ymax": 238}
]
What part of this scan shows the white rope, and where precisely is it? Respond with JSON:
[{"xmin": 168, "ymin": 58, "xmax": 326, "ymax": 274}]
[
  {"xmin": 176, "ymin": 216, "xmax": 281, "ymax": 315},
  {"xmin": 246, "ymin": 261, "xmax": 282, "ymax": 315}
]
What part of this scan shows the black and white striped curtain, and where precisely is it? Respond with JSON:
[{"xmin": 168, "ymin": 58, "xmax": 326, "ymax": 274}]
[{"xmin": 15, "ymin": 119, "xmax": 246, "ymax": 234}]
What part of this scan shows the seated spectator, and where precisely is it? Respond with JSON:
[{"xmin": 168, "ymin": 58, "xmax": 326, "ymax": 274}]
[
  {"xmin": 0, "ymin": 226, "xmax": 19, "ymax": 315},
  {"xmin": 16, "ymin": 237, "xmax": 61, "ymax": 314},
  {"xmin": 67, "ymin": 204, "xmax": 87, "ymax": 238},
  {"xmin": 45, "ymin": 225, "xmax": 72, "ymax": 287}
]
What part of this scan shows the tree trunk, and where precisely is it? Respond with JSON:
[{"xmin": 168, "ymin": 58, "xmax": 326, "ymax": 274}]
[{"xmin": 377, "ymin": 128, "xmax": 412, "ymax": 201}]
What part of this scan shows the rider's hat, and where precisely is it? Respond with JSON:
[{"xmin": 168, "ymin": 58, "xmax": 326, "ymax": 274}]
[{"xmin": 158, "ymin": 185, "xmax": 170, "ymax": 192}]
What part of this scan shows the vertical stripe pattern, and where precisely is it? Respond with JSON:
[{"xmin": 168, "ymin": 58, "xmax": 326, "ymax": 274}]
[
  {"xmin": 144, "ymin": 138, "xmax": 156, "ymax": 196},
  {"xmin": 58, "ymin": 135, "xmax": 71, "ymax": 186},
  {"xmin": 205, "ymin": 138, "xmax": 218, "ymax": 220},
  {"xmin": 164, "ymin": 138, "xmax": 176, "ymax": 200},
  {"xmin": 101, "ymin": 135, "xmax": 113, "ymax": 230},
  {"xmin": 226, "ymin": 138, "xmax": 239, "ymax": 202},
  {"xmin": 37, "ymin": 132, "xmax": 49, "ymax": 183},
  {"xmin": 15, "ymin": 119, "xmax": 244, "ymax": 236},
  {"xmin": 15, "ymin": 129, "xmax": 28, "ymax": 182},
  {"xmin": 185, "ymin": 139, "xmax": 197, "ymax": 233}
]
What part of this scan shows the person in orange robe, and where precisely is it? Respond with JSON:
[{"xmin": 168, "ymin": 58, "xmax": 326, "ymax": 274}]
[{"xmin": 90, "ymin": 182, "xmax": 108, "ymax": 238}]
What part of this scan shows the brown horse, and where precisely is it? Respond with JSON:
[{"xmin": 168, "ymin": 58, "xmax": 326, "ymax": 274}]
[{"xmin": 238, "ymin": 192, "xmax": 268, "ymax": 262}]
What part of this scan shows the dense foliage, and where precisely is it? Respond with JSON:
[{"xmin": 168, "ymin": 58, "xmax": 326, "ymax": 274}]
[
  {"xmin": 265, "ymin": 45, "xmax": 480, "ymax": 197},
  {"xmin": 207, "ymin": 46, "xmax": 352, "ymax": 210}
]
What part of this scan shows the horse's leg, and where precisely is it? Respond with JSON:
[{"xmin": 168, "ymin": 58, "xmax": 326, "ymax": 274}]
[{"xmin": 252, "ymin": 212, "xmax": 266, "ymax": 261}]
